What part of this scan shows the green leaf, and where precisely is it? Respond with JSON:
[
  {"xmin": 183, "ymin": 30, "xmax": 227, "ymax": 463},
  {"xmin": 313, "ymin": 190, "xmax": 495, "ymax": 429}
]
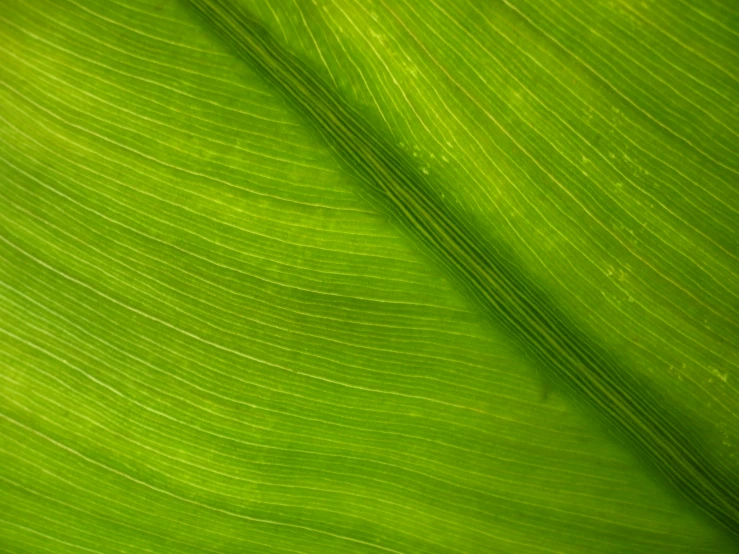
[{"xmin": 1, "ymin": 0, "xmax": 737, "ymax": 553}]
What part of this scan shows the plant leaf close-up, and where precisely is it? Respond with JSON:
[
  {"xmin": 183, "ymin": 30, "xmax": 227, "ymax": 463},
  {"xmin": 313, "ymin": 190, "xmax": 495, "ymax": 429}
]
[{"xmin": 1, "ymin": 0, "xmax": 738, "ymax": 552}]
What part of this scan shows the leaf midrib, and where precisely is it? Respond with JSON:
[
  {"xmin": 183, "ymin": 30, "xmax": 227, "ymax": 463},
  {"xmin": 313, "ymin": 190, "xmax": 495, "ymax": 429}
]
[{"xmin": 185, "ymin": 0, "xmax": 739, "ymax": 541}]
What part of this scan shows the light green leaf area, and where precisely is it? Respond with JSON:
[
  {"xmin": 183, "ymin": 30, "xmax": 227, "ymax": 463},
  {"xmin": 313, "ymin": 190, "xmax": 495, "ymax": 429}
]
[{"xmin": 0, "ymin": 0, "xmax": 737, "ymax": 553}]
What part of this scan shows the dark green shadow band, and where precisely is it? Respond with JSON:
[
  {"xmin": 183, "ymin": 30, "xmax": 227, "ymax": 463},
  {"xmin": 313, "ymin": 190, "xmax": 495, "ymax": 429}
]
[{"xmin": 186, "ymin": 0, "xmax": 739, "ymax": 541}]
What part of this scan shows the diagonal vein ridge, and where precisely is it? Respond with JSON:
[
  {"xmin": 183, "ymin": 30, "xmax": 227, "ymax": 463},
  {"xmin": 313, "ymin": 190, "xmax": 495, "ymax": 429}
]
[{"xmin": 185, "ymin": 0, "xmax": 739, "ymax": 541}]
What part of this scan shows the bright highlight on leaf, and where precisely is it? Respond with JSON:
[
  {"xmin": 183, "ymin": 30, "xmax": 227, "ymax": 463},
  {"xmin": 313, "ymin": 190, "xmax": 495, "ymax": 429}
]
[{"xmin": 1, "ymin": 0, "xmax": 737, "ymax": 553}]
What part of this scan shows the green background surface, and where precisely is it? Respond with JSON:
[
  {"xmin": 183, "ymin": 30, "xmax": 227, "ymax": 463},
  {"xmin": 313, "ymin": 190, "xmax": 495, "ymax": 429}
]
[{"xmin": 1, "ymin": 0, "xmax": 737, "ymax": 552}]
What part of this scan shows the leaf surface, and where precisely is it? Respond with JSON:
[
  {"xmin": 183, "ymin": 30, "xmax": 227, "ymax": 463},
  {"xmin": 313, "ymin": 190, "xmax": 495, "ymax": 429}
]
[{"xmin": 0, "ymin": 0, "xmax": 737, "ymax": 552}]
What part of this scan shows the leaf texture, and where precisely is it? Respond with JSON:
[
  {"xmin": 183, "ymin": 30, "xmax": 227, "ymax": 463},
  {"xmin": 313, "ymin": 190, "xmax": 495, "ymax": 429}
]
[{"xmin": 0, "ymin": 0, "xmax": 737, "ymax": 553}]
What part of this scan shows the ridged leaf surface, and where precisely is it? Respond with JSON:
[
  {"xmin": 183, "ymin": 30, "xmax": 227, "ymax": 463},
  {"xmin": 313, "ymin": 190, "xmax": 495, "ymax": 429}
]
[{"xmin": 1, "ymin": 0, "xmax": 737, "ymax": 552}]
